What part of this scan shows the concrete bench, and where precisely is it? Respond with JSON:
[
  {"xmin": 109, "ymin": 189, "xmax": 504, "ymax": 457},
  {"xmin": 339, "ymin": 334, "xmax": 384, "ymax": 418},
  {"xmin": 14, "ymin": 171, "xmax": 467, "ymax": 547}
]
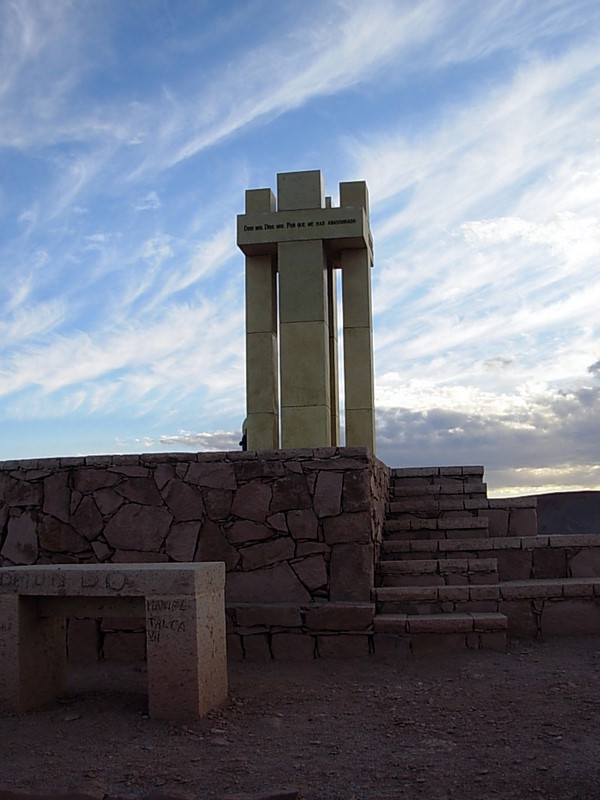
[{"xmin": 0, "ymin": 563, "xmax": 227, "ymax": 720}]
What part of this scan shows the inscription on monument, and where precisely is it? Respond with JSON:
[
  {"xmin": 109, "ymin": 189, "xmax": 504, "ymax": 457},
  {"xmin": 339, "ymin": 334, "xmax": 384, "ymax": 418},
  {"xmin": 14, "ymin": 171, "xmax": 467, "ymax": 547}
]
[
  {"xmin": 243, "ymin": 216, "xmax": 357, "ymax": 232},
  {"xmin": 146, "ymin": 598, "xmax": 188, "ymax": 644},
  {"xmin": 0, "ymin": 571, "xmax": 66, "ymax": 590},
  {"xmin": 237, "ymin": 206, "xmax": 371, "ymax": 258}
]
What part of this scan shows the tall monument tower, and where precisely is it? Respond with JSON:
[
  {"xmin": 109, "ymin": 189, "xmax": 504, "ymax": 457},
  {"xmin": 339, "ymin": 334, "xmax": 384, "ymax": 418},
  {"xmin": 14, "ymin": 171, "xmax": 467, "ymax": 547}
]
[{"xmin": 237, "ymin": 170, "xmax": 375, "ymax": 453}]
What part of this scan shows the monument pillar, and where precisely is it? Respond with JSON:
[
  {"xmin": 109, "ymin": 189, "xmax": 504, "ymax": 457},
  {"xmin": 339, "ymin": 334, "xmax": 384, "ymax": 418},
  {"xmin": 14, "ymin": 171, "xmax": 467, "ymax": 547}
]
[
  {"xmin": 243, "ymin": 188, "xmax": 279, "ymax": 451},
  {"xmin": 340, "ymin": 180, "xmax": 375, "ymax": 452},
  {"xmin": 237, "ymin": 170, "xmax": 375, "ymax": 453}
]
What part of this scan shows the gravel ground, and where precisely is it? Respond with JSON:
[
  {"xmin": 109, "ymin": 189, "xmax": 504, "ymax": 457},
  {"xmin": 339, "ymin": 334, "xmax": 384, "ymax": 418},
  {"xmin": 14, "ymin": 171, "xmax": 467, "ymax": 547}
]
[{"xmin": 1, "ymin": 636, "xmax": 600, "ymax": 800}]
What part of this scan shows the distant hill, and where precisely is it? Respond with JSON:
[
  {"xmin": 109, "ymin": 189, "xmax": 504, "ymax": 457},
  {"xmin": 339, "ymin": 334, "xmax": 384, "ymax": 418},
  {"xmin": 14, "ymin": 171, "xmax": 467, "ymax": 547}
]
[{"xmin": 527, "ymin": 491, "xmax": 600, "ymax": 534}]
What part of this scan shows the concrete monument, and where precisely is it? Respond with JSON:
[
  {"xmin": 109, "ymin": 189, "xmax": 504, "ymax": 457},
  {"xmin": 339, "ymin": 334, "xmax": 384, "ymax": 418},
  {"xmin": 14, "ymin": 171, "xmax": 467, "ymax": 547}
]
[
  {"xmin": 0, "ymin": 563, "xmax": 227, "ymax": 719},
  {"xmin": 237, "ymin": 170, "xmax": 375, "ymax": 452}
]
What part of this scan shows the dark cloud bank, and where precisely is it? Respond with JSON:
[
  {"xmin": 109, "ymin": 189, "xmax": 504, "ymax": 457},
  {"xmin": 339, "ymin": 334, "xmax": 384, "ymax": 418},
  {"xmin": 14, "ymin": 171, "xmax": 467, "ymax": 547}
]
[{"xmin": 376, "ymin": 384, "xmax": 600, "ymax": 493}]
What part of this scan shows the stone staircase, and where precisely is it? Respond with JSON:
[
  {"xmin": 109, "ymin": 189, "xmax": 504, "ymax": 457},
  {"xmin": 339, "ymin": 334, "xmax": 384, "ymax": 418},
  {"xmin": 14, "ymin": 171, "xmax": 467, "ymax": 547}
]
[{"xmin": 373, "ymin": 466, "xmax": 508, "ymax": 653}]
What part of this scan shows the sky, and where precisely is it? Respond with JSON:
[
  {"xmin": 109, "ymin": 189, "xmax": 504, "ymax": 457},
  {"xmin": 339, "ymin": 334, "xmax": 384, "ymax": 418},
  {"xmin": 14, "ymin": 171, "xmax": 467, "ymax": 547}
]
[{"xmin": 0, "ymin": 0, "xmax": 599, "ymax": 497}]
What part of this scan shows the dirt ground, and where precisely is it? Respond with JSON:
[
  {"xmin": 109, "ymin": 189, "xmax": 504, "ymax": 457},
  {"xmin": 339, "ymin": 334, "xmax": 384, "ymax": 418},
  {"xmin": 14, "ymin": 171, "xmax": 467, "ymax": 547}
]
[{"xmin": 1, "ymin": 636, "xmax": 600, "ymax": 800}]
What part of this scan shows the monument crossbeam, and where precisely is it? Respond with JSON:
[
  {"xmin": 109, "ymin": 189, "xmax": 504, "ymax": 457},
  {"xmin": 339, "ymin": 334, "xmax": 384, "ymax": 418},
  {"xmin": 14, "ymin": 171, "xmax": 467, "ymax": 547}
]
[{"xmin": 237, "ymin": 206, "xmax": 372, "ymax": 259}]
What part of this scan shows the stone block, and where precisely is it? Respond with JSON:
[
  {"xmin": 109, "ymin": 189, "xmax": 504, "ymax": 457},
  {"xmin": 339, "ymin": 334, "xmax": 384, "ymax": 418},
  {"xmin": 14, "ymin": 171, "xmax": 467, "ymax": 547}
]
[
  {"xmin": 532, "ymin": 548, "xmax": 567, "ymax": 579},
  {"xmin": 103, "ymin": 504, "xmax": 172, "ymax": 551},
  {"xmin": 234, "ymin": 604, "xmax": 302, "ymax": 628},
  {"xmin": 226, "ymin": 563, "xmax": 311, "ymax": 604},
  {"xmin": 102, "ymin": 631, "xmax": 146, "ymax": 661},
  {"xmin": 93, "ymin": 487, "xmax": 124, "ymax": 515},
  {"xmin": 569, "ymin": 549, "xmax": 600, "ymax": 578},
  {"xmin": 323, "ymin": 511, "xmax": 371, "ymax": 544},
  {"xmin": 500, "ymin": 581, "xmax": 562, "ymax": 600},
  {"xmin": 91, "ymin": 540, "xmax": 112, "ymax": 561},
  {"xmin": 67, "ymin": 618, "xmax": 100, "ymax": 664},
  {"xmin": 228, "ymin": 520, "xmax": 273, "ymax": 544},
  {"xmin": 277, "ymin": 169, "xmax": 324, "ymax": 211},
  {"xmin": 166, "ymin": 521, "xmax": 200, "ymax": 562},
  {"xmin": 291, "ymin": 553, "xmax": 327, "ymax": 592},
  {"xmin": 145, "ymin": 588, "xmax": 228, "ymax": 719},
  {"xmin": 266, "ymin": 512, "xmax": 288, "ymax": 532},
  {"xmin": 115, "ymin": 476, "xmax": 163, "ymax": 506},
  {"xmin": 270, "ymin": 474, "xmax": 312, "ymax": 513},
  {"xmin": 100, "ymin": 615, "xmax": 145, "ymax": 631},
  {"xmin": 73, "ymin": 468, "xmax": 120, "ymax": 493},
  {"xmin": 38, "ymin": 516, "xmax": 91, "ymax": 554},
  {"xmin": 243, "ymin": 633, "xmax": 271, "ymax": 662},
  {"xmin": 43, "ymin": 471, "xmax": 71, "ymax": 522},
  {"xmin": 154, "ymin": 463, "xmax": 175, "ymax": 490},
  {"xmin": 271, "ymin": 633, "xmax": 315, "ymax": 661},
  {"xmin": 1, "ymin": 514, "xmax": 38, "ymax": 565},
  {"xmin": 304, "ymin": 602, "xmax": 374, "ymax": 631},
  {"xmin": 161, "ymin": 480, "xmax": 205, "ymax": 521},
  {"xmin": 482, "ymin": 508, "xmax": 508, "ymax": 537},
  {"xmin": 438, "ymin": 586, "xmax": 469, "ymax": 602},
  {"xmin": 509, "ymin": 508, "xmax": 537, "ymax": 537},
  {"xmin": 470, "ymin": 612, "xmax": 507, "ymax": 631},
  {"xmin": 499, "ymin": 600, "xmax": 538, "ymax": 637},
  {"xmin": 186, "ymin": 461, "xmax": 237, "ymax": 489},
  {"xmin": 112, "ymin": 550, "xmax": 169, "ymax": 563},
  {"xmin": 71, "ymin": 496, "xmax": 104, "ymax": 541},
  {"xmin": 495, "ymin": 549, "xmax": 532, "ymax": 581},
  {"xmin": 5, "ymin": 479, "xmax": 43, "ymax": 508},
  {"xmin": 541, "ymin": 599, "xmax": 600, "ymax": 636},
  {"xmin": 195, "ymin": 520, "xmax": 240, "ymax": 570},
  {"xmin": 0, "ymin": 594, "xmax": 67, "ymax": 712},
  {"xmin": 563, "ymin": 579, "xmax": 594, "ymax": 597},
  {"xmin": 203, "ymin": 489, "xmax": 233, "ymax": 521},
  {"xmin": 231, "ymin": 481, "xmax": 272, "ymax": 522},
  {"xmin": 286, "ymin": 509, "xmax": 319, "ymax": 540},
  {"xmin": 240, "ymin": 538, "xmax": 295, "ymax": 570},
  {"xmin": 313, "ymin": 471, "xmax": 343, "ymax": 517},
  {"xmin": 468, "ymin": 585, "xmax": 500, "ymax": 601},
  {"xmin": 296, "ymin": 542, "xmax": 330, "ymax": 557},
  {"xmin": 329, "ymin": 543, "xmax": 373, "ymax": 601},
  {"xmin": 233, "ymin": 460, "xmax": 286, "ymax": 481},
  {"xmin": 407, "ymin": 614, "xmax": 473, "ymax": 634},
  {"xmin": 316, "ymin": 634, "xmax": 370, "ymax": 658},
  {"xmin": 342, "ymin": 469, "xmax": 369, "ymax": 512}
]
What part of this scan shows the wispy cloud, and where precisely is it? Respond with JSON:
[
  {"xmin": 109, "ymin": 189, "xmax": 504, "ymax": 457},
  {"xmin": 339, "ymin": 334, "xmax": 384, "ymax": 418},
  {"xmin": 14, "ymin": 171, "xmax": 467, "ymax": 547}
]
[{"xmin": 0, "ymin": 1, "xmax": 598, "ymax": 493}]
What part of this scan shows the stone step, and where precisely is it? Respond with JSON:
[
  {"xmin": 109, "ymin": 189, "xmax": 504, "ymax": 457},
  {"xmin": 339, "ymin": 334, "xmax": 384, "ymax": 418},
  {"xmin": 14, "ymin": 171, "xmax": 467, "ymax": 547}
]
[
  {"xmin": 390, "ymin": 481, "xmax": 487, "ymax": 498},
  {"xmin": 497, "ymin": 576, "xmax": 600, "ymax": 599},
  {"xmin": 380, "ymin": 535, "xmax": 600, "ymax": 582},
  {"xmin": 373, "ymin": 612, "xmax": 507, "ymax": 654},
  {"xmin": 390, "ymin": 466, "xmax": 485, "ymax": 480},
  {"xmin": 381, "ymin": 536, "xmax": 493, "ymax": 559},
  {"xmin": 387, "ymin": 495, "xmax": 490, "ymax": 515},
  {"xmin": 497, "ymin": 578, "xmax": 600, "ymax": 639},
  {"xmin": 374, "ymin": 584, "xmax": 500, "ymax": 614},
  {"xmin": 374, "ymin": 611, "xmax": 507, "ymax": 634},
  {"xmin": 377, "ymin": 557, "xmax": 498, "ymax": 587},
  {"xmin": 384, "ymin": 516, "xmax": 489, "ymax": 541}
]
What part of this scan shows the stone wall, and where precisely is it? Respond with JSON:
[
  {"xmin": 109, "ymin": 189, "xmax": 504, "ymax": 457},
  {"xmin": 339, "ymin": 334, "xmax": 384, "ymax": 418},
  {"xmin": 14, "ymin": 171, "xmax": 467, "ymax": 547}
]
[
  {"xmin": 484, "ymin": 497, "xmax": 538, "ymax": 538},
  {"xmin": 0, "ymin": 447, "xmax": 390, "ymax": 661}
]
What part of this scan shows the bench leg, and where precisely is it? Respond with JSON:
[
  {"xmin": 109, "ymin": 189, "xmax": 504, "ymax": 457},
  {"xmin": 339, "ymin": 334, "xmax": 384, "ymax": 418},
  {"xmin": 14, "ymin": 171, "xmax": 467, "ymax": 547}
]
[
  {"xmin": 145, "ymin": 591, "xmax": 227, "ymax": 719},
  {"xmin": 0, "ymin": 595, "xmax": 67, "ymax": 712}
]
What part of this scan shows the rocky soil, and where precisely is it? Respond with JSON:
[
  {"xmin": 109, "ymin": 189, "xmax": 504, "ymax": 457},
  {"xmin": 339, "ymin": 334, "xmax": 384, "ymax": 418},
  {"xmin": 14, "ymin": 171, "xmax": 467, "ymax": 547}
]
[{"xmin": 1, "ymin": 636, "xmax": 600, "ymax": 800}]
